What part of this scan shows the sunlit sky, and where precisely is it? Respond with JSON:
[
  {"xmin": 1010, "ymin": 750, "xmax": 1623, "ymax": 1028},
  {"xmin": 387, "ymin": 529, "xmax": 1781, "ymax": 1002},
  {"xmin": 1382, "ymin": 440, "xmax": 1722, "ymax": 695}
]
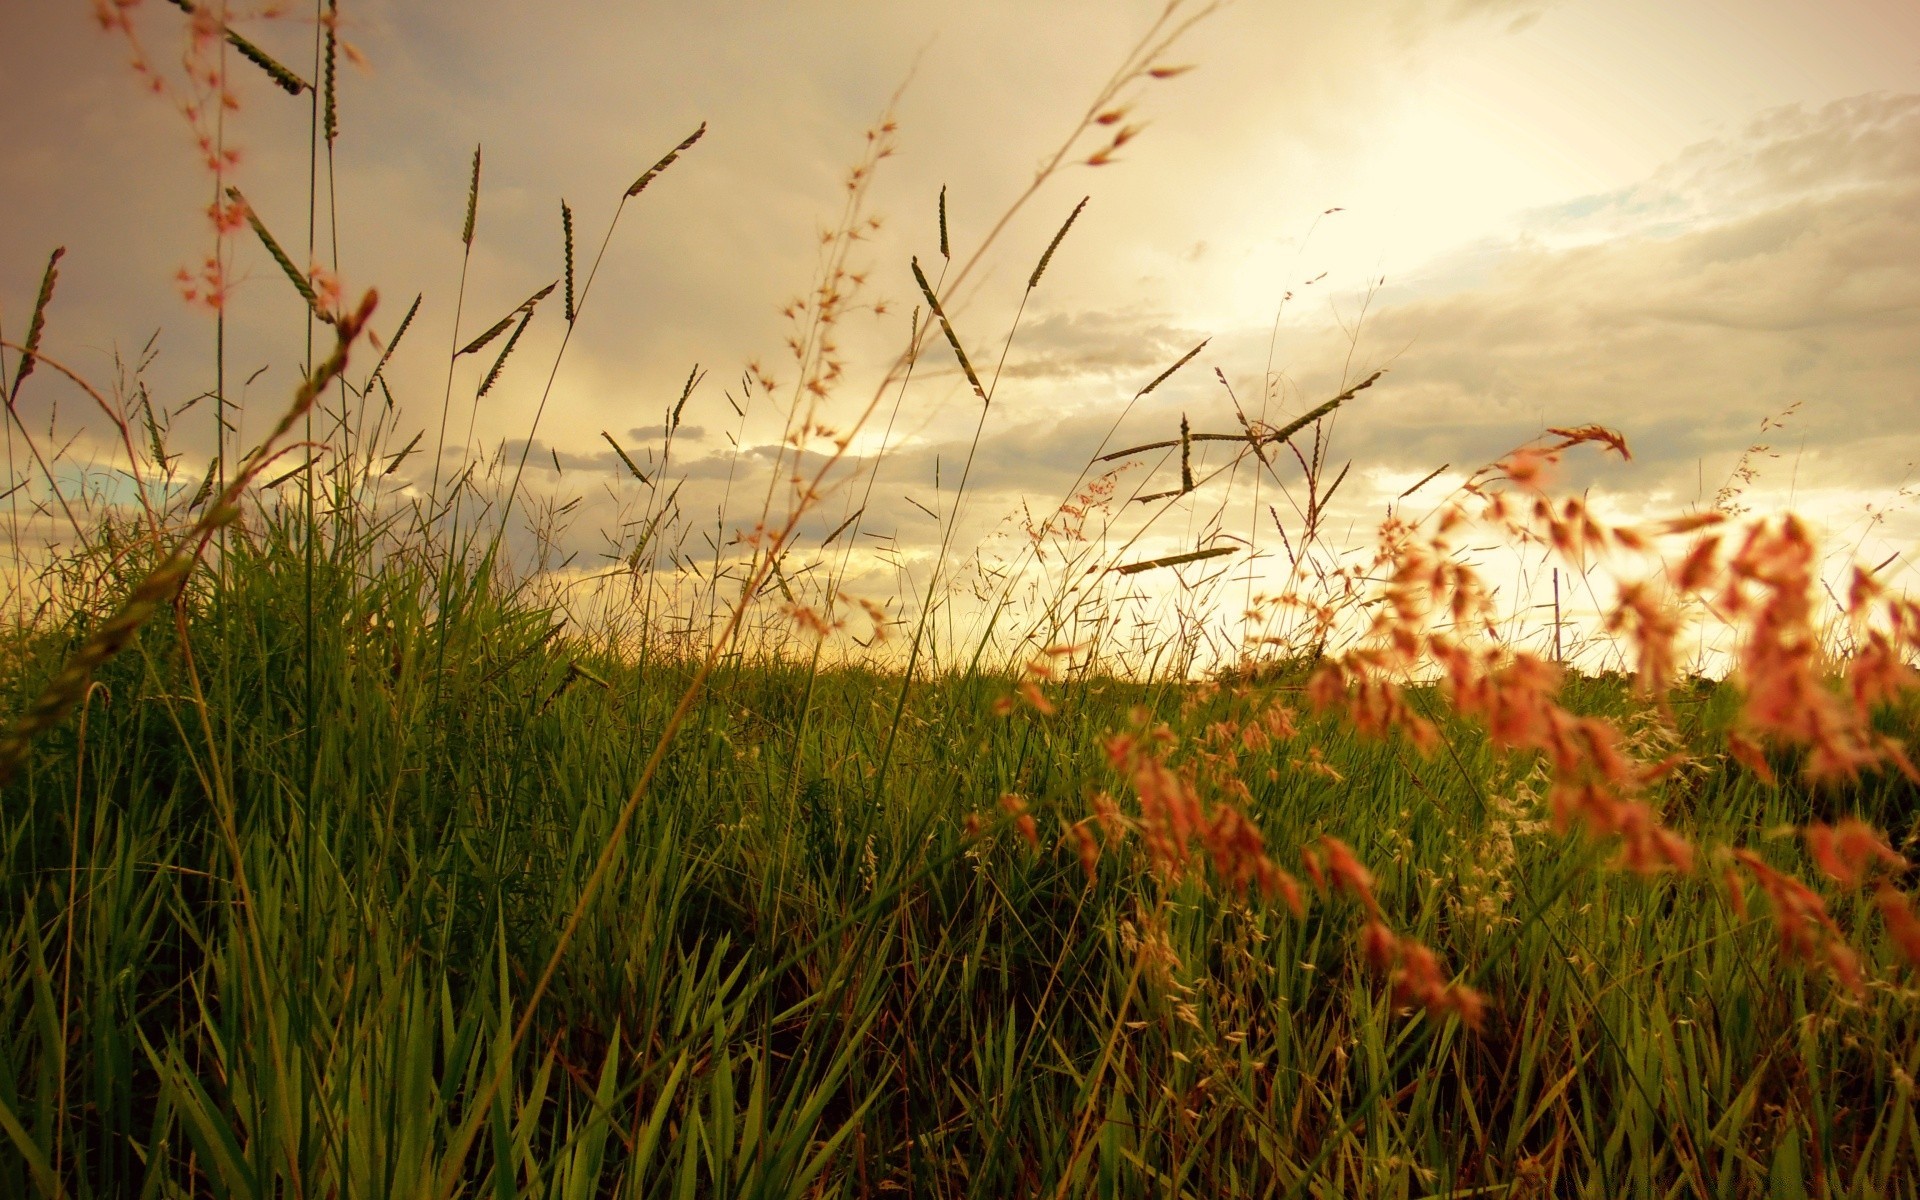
[{"xmin": 4, "ymin": 0, "xmax": 1918, "ymax": 655}]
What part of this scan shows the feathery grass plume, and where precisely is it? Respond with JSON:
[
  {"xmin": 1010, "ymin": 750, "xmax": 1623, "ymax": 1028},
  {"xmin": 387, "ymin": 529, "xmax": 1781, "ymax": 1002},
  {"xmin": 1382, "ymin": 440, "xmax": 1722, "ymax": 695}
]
[
  {"xmin": 227, "ymin": 187, "xmax": 330, "ymax": 321},
  {"xmin": 601, "ymin": 430, "xmax": 650, "ymax": 486},
  {"xmin": 0, "ymin": 291, "xmax": 377, "ymax": 784},
  {"xmin": 362, "ymin": 292, "xmax": 421, "ymax": 391},
  {"xmin": 1028, "ymin": 196, "xmax": 1088, "ymax": 290},
  {"xmin": 456, "ymin": 281, "xmax": 555, "ymax": 357},
  {"xmin": 9, "ymin": 246, "xmax": 64, "ymax": 402},
  {"xmin": 626, "ymin": 122, "xmax": 707, "ymax": 197},
  {"xmin": 476, "ymin": 308, "xmax": 532, "ymax": 397},
  {"xmin": 910, "ymin": 257, "xmax": 987, "ymax": 403},
  {"xmin": 322, "ymin": 1, "xmax": 338, "ymax": 141},
  {"xmin": 1115, "ymin": 545, "xmax": 1235, "ymax": 575},
  {"xmin": 938, "ymin": 184, "xmax": 950, "ymax": 259},
  {"xmin": 461, "ymin": 145, "xmax": 481, "ymax": 247},
  {"xmin": 561, "ymin": 200, "xmax": 576, "ymax": 323}
]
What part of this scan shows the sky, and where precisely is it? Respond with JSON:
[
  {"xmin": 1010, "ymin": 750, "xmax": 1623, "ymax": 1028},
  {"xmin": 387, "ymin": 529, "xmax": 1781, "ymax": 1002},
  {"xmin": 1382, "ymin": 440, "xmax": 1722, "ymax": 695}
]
[{"xmin": 3, "ymin": 0, "xmax": 1918, "ymax": 662}]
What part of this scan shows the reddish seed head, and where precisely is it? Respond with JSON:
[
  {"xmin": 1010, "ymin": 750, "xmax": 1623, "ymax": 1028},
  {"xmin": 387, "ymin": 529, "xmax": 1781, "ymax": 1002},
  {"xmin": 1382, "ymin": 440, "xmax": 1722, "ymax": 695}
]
[
  {"xmin": 1876, "ymin": 886, "xmax": 1920, "ymax": 970},
  {"xmin": 1805, "ymin": 819, "xmax": 1906, "ymax": 888},
  {"xmin": 1071, "ymin": 823, "xmax": 1101, "ymax": 881},
  {"xmin": 1015, "ymin": 814, "xmax": 1039, "ymax": 849},
  {"xmin": 1360, "ymin": 921, "xmax": 1398, "ymax": 973}
]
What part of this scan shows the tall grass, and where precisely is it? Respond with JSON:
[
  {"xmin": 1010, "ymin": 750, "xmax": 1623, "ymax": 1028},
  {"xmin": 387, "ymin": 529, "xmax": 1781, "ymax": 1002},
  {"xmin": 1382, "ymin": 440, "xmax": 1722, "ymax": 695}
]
[{"xmin": 5, "ymin": 2, "xmax": 1920, "ymax": 1196}]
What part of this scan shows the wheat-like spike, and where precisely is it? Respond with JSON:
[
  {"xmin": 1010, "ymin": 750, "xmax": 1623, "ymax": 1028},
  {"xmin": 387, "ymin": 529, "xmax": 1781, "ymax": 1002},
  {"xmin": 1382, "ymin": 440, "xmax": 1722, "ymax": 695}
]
[
  {"xmin": 364, "ymin": 293, "xmax": 422, "ymax": 390},
  {"xmin": 1397, "ymin": 462, "xmax": 1448, "ymax": 500},
  {"xmin": 1180, "ymin": 412, "xmax": 1193, "ymax": 492},
  {"xmin": 1219, "ymin": 369, "xmax": 1273, "ymax": 469},
  {"xmin": 10, "ymin": 246, "xmax": 64, "ymax": 402},
  {"xmin": 626, "ymin": 122, "xmax": 707, "ymax": 197},
  {"xmin": 821, "ymin": 506, "xmax": 864, "ymax": 549},
  {"xmin": 1028, "ymin": 196, "xmax": 1088, "ymax": 291},
  {"xmin": 228, "ymin": 188, "xmax": 330, "ymax": 322},
  {"xmin": 456, "ymin": 281, "xmax": 555, "ymax": 357},
  {"xmin": 382, "ymin": 429, "xmax": 424, "ymax": 476},
  {"xmin": 0, "ymin": 291, "xmax": 377, "ymax": 785},
  {"xmin": 260, "ymin": 455, "xmax": 315, "ymax": 492},
  {"xmin": 1138, "ymin": 338, "xmax": 1208, "ymax": 399},
  {"xmin": 1257, "ymin": 369, "xmax": 1383, "ymax": 449},
  {"xmin": 226, "ymin": 27, "xmax": 309, "ymax": 95},
  {"xmin": 602, "ymin": 431, "xmax": 651, "ymax": 487},
  {"xmin": 141, "ymin": 396, "xmax": 168, "ymax": 470},
  {"xmin": 631, "ymin": 480, "xmax": 684, "ymax": 560},
  {"xmin": 462, "ymin": 145, "xmax": 482, "ymax": 248},
  {"xmin": 184, "ymin": 459, "xmax": 217, "ymax": 511},
  {"xmin": 477, "ymin": 309, "xmax": 532, "ymax": 397},
  {"xmin": 322, "ymin": 3, "xmax": 338, "ymax": 142},
  {"xmin": 938, "ymin": 185, "xmax": 950, "ymax": 260},
  {"xmin": 1099, "ymin": 369, "xmax": 1382, "ymax": 464},
  {"xmin": 910, "ymin": 257, "xmax": 986, "ymax": 403},
  {"xmin": 1318, "ymin": 460, "xmax": 1352, "ymax": 511},
  {"xmin": 561, "ymin": 201, "xmax": 577, "ymax": 323},
  {"xmin": 461, "ymin": 312, "xmax": 515, "ymax": 358},
  {"xmin": 671, "ymin": 364, "xmax": 700, "ymax": 432},
  {"xmin": 165, "ymin": 1, "xmax": 311, "ymax": 95},
  {"xmin": 1114, "ymin": 546, "xmax": 1235, "ymax": 575}
]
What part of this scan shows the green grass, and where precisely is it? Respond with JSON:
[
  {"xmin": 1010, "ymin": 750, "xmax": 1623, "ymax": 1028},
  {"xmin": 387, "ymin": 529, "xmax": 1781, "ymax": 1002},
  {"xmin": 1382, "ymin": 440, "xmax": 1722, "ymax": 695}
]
[
  {"xmin": 7, "ymin": 3, "xmax": 1920, "ymax": 1195},
  {"xmin": 3, "ymin": 520, "xmax": 1918, "ymax": 1196}
]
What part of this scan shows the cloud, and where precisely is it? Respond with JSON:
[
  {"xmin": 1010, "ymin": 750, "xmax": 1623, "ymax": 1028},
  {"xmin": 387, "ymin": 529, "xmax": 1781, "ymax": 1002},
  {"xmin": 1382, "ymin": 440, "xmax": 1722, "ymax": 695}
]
[
  {"xmin": 1298, "ymin": 91, "xmax": 1920, "ymax": 513},
  {"xmin": 995, "ymin": 309, "xmax": 1202, "ymax": 384},
  {"xmin": 6, "ymin": 2, "xmax": 1915, "ymax": 595}
]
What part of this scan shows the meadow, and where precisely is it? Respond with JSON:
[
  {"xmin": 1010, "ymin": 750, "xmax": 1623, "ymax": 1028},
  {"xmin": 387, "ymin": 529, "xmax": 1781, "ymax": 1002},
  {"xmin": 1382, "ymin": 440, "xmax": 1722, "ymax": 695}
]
[{"xmin": 4, "ymin": 3, "xmax": 1920, "ymax": 1196}]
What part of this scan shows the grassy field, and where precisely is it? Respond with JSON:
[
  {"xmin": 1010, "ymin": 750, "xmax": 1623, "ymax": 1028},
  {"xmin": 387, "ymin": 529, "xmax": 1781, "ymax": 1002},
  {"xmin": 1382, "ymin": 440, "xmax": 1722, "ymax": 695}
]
[
  {"xmin": 6, "ymin": 3, "xmax": 1920, "ymax": 1196},
  {"xmin": 3, "ymin": 503, "xmax": 1919, "ymax": 1197}
]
